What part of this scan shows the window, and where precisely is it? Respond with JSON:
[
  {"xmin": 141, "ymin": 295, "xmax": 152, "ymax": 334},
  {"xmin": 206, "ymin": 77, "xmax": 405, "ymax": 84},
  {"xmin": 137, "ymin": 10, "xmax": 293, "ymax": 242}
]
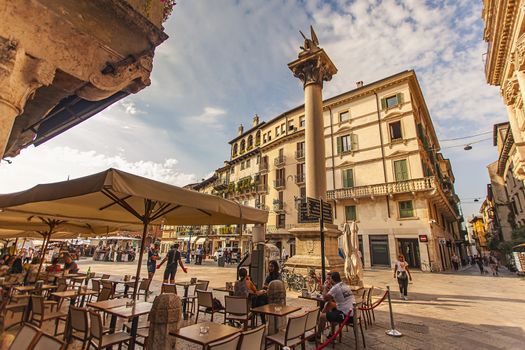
[
  {"xmin": 386, "ymin": 95, "xmax": 399, "ymax": 108},
  {"xmin": 277, "ymin": 213, "xmax": 286, "ymax": 228},
  {"xmin": 389, "ymin": 121, "xmax": 402, "ymax": 141},
  {"xmin": 342, "ymin": 168, "xmax": 354, "ymax": 188},
  {"xmin": 263, "ymin": 134, "xmax": 267, "ymax": 143},
  {"xmin": 288, "ymin": 121, "xmax": 295, "ymax": 131},
  {"xmin": 300, "ymin": 187, "xmax": 306, "ymax": 199},
  {"xmin": 230, "ymin": 167, "xmax": 235, "ymax": 174},
  {"xmin": 336, "ymin": 134, "xmax": 357, "ymax": 154},
  {"xmin": 281, "ymin": 124, "xmax": 285, "ymax": 134},
  {"xmin": 299, "ymin": 116, "xmax": 305, "ymax": 127},
  {"xmin": 240, "ymin": 161, "xmax": 245, "ymax": 170},
  {"xmin": 399, "ymin": 200, "xmax": 414, "ymax": 218},
  {"xmin": 339, "ymin": 111, "xmax": 350, "ymax": 122},
  {"xmin": 345, "ymin": 205, "xmax": 357, "ymax": 221},
  {"xmin": 268, "ymin": 131, "xmax": 272, "ymax": 141},
  {"xmin": 276, "ymin": 126, "xmax": 280, "ymax": 136},
  {"xmin": 246, "ymin": 159, "xmax": 251, "ymax": 168},
  {"xmin": 394, "ymin": 159, "xmax": 409, "ymax": 181}
]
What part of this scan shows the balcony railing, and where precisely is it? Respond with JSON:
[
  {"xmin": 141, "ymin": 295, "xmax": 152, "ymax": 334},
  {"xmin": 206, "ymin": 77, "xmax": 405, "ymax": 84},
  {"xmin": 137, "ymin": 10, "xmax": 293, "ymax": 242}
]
[
  {"xmin": 295, "ymin": 174, "xmax": 305, "ymax": 184},
  {"xmin": 273, "ymin": 178, "xmax": 285, "ymax": 189},
  {"xmin": 295, "ymin": 149, "xmax": 305, "ymax": 160},
  {"xmin": 255, "ymin": 202, "xmax": 269, "ymax": 211},
  {"xmin": 257, "ymin": 184, "xmax": 268, "ymax": 193},
  {"xmin": 259, "ymin": 162, "xmax": 269, "ymax": 173},
  {"xmin": 274, "ymin": 155, "xmax": 286, "ymax": 167},
  {"xmin": 213, "ymin": 179, "xmax": 229, "ymax": 190},
  {"xmin": 273, "ymin": 200, "xmax": 285, "ymax": 212},
  {"xmin": 327, "ymin": 177, "xmax": 436, "ymax": 200}
]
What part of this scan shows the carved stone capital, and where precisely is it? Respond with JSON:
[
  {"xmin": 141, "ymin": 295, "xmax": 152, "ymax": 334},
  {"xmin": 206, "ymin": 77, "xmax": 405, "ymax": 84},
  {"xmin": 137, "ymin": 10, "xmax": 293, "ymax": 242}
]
[
  {"xmin": 502, "ymin": 77, "xmax": 519, "ymax": 105},
  {"xmin": 515, "ymin": 34, "xmax": 525, "ymax": 71},
  {"xmin": 288, "ymin": 49, "xmax": 337, "ymax": 89},
  {"xmin": 76, "ymin": 54, "xmax": 153, "ymax": 101}
]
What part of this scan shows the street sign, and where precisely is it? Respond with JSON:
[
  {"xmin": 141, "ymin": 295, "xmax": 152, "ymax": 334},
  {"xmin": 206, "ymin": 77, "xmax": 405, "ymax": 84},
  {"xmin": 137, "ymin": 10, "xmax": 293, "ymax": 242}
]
[
  {"xmin": 306, "ymin": 197, "xmax": 321, "ymax": 217},
  {"xmin": 298, "ymin": 200, "xmax": 317, "ymax": 223}
]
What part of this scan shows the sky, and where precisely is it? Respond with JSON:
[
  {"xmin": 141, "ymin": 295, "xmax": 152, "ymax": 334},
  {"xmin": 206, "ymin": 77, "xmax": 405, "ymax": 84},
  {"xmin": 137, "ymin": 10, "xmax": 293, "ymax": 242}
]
[{"xmin": 0, "ymin": 0, "xmax": 506, "ymax": 220}]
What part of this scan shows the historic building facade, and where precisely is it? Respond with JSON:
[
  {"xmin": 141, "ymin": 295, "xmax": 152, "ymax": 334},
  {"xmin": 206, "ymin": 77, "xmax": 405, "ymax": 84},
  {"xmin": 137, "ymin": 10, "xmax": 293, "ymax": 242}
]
[{"xmin": 186, "ymin": 70, "xmax": 463, "ymax": 271}]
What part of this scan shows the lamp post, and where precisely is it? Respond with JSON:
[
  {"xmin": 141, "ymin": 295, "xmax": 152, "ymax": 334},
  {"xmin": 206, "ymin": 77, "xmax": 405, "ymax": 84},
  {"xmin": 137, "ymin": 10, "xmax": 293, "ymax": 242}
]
[{"xmin": 185, "ymin": 228, "xmax": 192, "ymax": 263}]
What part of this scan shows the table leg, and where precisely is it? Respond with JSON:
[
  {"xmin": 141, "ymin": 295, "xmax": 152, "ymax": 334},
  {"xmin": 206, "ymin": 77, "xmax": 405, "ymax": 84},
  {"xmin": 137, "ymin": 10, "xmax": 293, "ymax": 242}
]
[
  {"xmin": 124, "ymin": 284, "xmax": 130, "ymax": 298},
  {"xmin": 79, "ymin": 294, "xmax": 86, "ymax": 307},
  {"xmin": 183, "ymin": 286, "xmax": 189, "ymax": 320},
  {"xmin": 65, "ymin": 308, "xmax": 73, "ymax": 343},
  {"xmin": 129, "ymin": 316, "xmax": 138, "ymax": 350},
  {"xmin": 109, "ymin": 314, "xmax": 117, "ymax": 333}
]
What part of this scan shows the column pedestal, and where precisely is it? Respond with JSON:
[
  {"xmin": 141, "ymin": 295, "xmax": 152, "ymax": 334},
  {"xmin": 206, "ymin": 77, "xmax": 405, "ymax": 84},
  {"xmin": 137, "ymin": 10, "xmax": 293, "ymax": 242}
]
[{"xmin": 285, "ymin": 223, "xmax": 344, "ymax": 277}]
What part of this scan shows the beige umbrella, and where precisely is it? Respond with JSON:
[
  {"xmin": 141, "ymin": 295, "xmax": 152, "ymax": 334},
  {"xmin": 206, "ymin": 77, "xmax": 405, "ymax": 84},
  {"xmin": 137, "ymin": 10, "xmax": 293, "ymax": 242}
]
[
  {"xmin": 342, "ymin": 221, "xmax": 364, "ymax": 286},
  {"xmin": 0, "ymin": 168, "xmax": 268, "ymax": 299}
]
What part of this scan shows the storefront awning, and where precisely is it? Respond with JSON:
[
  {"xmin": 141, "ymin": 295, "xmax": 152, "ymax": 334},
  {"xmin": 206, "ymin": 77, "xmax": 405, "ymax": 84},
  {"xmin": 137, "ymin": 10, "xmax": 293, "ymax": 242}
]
[{"xmin": 195, "ymin": 237, "xmax": 206, "ymax": 245}]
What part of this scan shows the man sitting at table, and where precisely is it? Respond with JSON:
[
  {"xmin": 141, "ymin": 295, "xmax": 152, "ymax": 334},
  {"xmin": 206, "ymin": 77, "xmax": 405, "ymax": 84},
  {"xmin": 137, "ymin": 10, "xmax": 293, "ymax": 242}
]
[
  {"xmin": 64, "ymin": 255, "xmax": 79, "ymax": 274},
  {"xmin": 157, "ymin": 244, "xmax": 187, "ymax": 283},
  {"xmin": 314, "ymin": 271, "xmax": 355, "ymax": 341}
]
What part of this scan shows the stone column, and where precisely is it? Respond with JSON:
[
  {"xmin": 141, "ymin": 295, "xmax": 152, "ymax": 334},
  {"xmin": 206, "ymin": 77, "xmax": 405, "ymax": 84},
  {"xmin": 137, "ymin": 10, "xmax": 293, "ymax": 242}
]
[
  {"xmin": 0, "ymin": 38, "xmax": 55, "ymax": 158},
  {"xmin": 147, "ymin": 294, "xmax": 182, "ymax": 350}
]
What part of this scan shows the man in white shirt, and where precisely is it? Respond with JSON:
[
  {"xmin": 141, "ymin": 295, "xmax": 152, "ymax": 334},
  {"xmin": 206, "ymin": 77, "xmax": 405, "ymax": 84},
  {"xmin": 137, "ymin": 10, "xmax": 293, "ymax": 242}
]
[{"xmin": 315, "ymin": 271, "xmax": 355, "ymax": 339}]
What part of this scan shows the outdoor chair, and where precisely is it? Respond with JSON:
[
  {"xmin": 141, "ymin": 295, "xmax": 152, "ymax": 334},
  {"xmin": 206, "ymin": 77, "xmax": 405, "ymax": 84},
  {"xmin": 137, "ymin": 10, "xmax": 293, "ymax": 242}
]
[
  {"xmin": 175, "ymin": 284, "xmax": 186, "ymax": 296},
  {"xmin": 53, "ymin": 283, "xmax": 70, "ymax": 310},
  {"xmin": 32, "ymin": 332, "xmax": 66, "ymax": 350},
  {"xmin": 161, "ymin": 283, "xmax": 177, "ymax": 294},
  {"xmin": 359, "ymin": 288, "xmax": 369, "ymax": 328},
  {"xmin": 238, "ymin": 324, "xmax": 266, "ymax": 350},
  {"xmin": 224, "ymin": 296, "xmax": 253, "ymax": 330},
  {"xmin": 265, "ymin": 312, "xmax": 308, "ymax": 350},
  {"xmin": 101, "ymin": 275, "xmax": 110, "ymax": 280},
  {"xmin": 185, "ymin": 284, "xmax": 197, "ymax": 315},
  {"xmin": 87, "ymin": 310, "xmax": 132, "ymax": 350},
  {"xmin": 195, "ymin": 290, "xmax": 224, "ymax": 323},
  {"xmin": 96, "ymin": 287, "xmax": 112, "ymax": 302},
  {"xmin": 3, "ymin": 295, "xmax": 29, "ymax": 330},
  {"xmin": 196, "ymin": 280, "xmax": 210, "ymax": 290},
  {"xmin": 100, "ymin": 280, "xmax": 114, "ymax": 297},
  {"xmin": 69, "ymin": 306, "xmax": 91, "ymax": 350},
  {"xmin": 7, "ymin": 322, "xmax": 41, "ymax": 350},
  {"xmin": 208, "ymin": 333, "xmax": 241, "ymax": 350},
  {"xmin": 330, "ymin": 304, "xmax": 365, "ymax": 349},
  {"xmin": 130, "ymin": 278, "xmax": 152, "ymax": 301},
  {"xmin": 303, "ymin": 307, "xmax": 320, "ymax": 346},
  {"xmin": 366, "ymin": 286, "xmax": 375, "ymax": 325},
  {"xmin": 91, "ymin": 279, "xmax": 101, "ymax": 293},
  {"xmin": 29, "ymin": 295, "xmax": 67, "ymax": 336}
]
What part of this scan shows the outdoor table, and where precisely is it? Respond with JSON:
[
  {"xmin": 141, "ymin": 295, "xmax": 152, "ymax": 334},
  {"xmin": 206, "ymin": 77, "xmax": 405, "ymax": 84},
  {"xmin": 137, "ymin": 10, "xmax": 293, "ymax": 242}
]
[
  {"xmin": 175, "ymin": 281, "xmax": 197, "ymax": 320},
  {"xmin": 213, "ymin": 287, "xmax": 234, "ymax": 295},
  {"xmin": 170, "ymin": 321, "xmax": 241, "ymax": 350},
  {"xmin": 251, "ymin": 304, "xmax": 302, "ymax": 335},
  {"xmin": 87, "ymin": 297, "xmax": 134, "ymax": 310},
  {"xmin": 298, "ymin": 294, "xmax": 325, "ymax": 308},
  {"xmin": 103, "ymin": 301, "xmax": 153, "ymax": 350},
  {"xmin": 51, "ymin": 289, "xmax": 97, "ymax": 307}
]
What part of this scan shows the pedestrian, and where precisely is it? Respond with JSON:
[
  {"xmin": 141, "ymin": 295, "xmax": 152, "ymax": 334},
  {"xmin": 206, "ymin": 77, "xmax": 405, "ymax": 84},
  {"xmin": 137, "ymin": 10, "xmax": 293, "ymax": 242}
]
[
  {"xmin": 451, "ymin": 253, "xmax": 460, "ymax": 271},
  {"xmin": 157, "ymin": 243, "xmax": 187, "ymax": 284},
  {"xmin": 489, "ymin": 254, "xmax": 499, "ymax": 276},
  {"xmin": 393, "ymin": 254, "xmax": 412, "ymax": 300},
  {"xmin": 281, "ymin": 247, "xmax": 288, "ymax": 262},
  {"xmin": 195, "ymin": 245, "xmax": 203, "ymax": 265},
  {"xmin": 146, "ymin": 243, "xmax": 160, "ymax": 279},
  {"xmin": 475, "ymin": 255, "xmax": 485, "ymax": 274}
]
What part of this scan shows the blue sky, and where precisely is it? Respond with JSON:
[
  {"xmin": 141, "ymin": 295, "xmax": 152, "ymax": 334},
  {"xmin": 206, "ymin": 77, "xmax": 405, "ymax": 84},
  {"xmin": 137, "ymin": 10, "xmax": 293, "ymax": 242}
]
[{"xmin": 0, "ymin": 0, "xmax": 505, "ymax": 220}]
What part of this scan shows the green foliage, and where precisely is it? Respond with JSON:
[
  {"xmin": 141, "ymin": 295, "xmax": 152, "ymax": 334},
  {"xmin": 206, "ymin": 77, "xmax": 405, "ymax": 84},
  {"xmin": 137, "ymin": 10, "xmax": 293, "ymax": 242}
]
[{"xmin": 511, "ymin": 226, "xmax": 525, "ymax": 243}]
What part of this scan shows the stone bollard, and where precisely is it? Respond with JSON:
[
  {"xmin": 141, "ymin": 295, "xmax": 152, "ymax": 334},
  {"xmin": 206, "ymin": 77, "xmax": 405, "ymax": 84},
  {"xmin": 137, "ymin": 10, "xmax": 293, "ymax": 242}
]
[
  {"xmin": 267, "ymin": 280, "xmax": 286, "ymax": 335},
  {"xmin": 147, "ymin": 293, "xmax": 182, "ymax": 350}
]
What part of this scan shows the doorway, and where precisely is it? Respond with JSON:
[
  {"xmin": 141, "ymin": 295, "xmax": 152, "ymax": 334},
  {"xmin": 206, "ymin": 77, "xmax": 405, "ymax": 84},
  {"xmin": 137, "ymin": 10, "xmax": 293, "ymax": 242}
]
[
  {"xmin": 369, "ymin": 235, "xmax": 390, "ymax": 266},
  {"xmin": 397, "ymin": 239, "xmax": 421, "ymax": 268}
]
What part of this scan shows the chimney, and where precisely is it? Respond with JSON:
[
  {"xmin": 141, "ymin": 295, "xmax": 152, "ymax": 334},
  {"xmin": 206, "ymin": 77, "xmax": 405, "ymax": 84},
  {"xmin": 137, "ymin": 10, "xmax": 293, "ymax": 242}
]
[
  {"xmin": 356, "ymin": 81, "xmax": 363, "ymax": 88},
  {"xmin": 253, "ymin": 114, "xmax": 260, "ymax": 127},
  {"xmin": 238, "ymin": 124, "xmax": 244, "ymax": 136}
]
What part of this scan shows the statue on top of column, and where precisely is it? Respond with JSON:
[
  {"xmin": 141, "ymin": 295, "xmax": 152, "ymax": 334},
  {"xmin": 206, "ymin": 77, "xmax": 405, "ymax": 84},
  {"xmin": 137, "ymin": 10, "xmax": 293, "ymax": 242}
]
[{"xmin": 299, "ymin": 26, "xmax": 321, "ymax": 57}]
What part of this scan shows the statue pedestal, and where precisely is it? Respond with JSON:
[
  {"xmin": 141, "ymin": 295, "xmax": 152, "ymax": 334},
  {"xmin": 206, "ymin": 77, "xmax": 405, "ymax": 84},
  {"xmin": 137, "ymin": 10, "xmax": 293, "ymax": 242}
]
[{"xmin": 285, "ymin": 223, "xmax": 344, "ymax": 277}]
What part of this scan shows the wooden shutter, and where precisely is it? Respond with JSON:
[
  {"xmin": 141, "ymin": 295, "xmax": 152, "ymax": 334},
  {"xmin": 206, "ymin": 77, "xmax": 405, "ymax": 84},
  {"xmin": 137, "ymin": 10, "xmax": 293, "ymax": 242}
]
[
  {"xmin": 396, "ymin": 93, "xmax": 403, "ymax": 106},
  {"xmin": 342, "ymin": 169, "xmax": 354, "ymax": 188},
  {"xmin": 381, "ymin": 98, "xmax": 386, "ymax": 109},
  {"xmin": 394, "ymin": 160, "xmax": 408, "ymax": 181},
  {"xmin": 351, "ymin": 134, "xmax": 358, "ymax": 151},
  {"xmin": 337, "ymin": 136, "xmax": 342, "ymax": 154}
]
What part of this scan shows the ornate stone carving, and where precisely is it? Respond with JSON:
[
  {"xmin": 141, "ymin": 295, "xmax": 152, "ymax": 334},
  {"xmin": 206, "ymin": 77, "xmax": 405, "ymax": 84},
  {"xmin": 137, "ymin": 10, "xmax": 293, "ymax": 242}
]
[
  {"xmin": 515, "ymin": 34, "xmax": 525, "ymax": 71},
  {"xmin": 290, "ymin": 55, "xmax": 336, "ymax": 88},
  {"xmin": 147, "ymin": 294, "xmax": 181, "ymax": 350},
  {"xmin": 502, "ymin": 77, "xmax": 519, "ymax": 105},
  {"xmin": 0, "ymin": 38, "xmax": 18, "ymax": 78}
]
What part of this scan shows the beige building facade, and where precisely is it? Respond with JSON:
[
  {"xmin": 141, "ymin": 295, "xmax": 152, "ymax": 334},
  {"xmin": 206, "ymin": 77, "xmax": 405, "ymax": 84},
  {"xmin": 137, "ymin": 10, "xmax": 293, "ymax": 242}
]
[{"xmin": 184, "ymin": 70, "xmax": 463, "ymax": 271}]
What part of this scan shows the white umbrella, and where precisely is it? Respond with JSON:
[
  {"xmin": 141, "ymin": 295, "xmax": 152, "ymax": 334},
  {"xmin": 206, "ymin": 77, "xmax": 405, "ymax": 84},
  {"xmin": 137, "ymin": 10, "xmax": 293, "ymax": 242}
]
[{"xmin": 342, "ymin": 221, "xmax": 364, "ymax": 286}]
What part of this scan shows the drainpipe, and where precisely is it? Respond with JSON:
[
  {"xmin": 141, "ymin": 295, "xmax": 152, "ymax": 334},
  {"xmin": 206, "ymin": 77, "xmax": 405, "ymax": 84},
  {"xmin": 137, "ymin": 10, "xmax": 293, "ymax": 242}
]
[
  {"xmin": 374, "ymin": 92, "xmax": 391, "ymax": 218},
  {"xmin": 328, "ymin": 106, "xmax": 337, "ymax": 219}
]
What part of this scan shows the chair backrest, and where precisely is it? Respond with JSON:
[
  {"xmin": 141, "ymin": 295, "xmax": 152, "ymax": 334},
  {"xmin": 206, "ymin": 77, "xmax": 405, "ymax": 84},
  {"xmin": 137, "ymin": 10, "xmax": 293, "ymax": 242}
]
[
  {"xmin": 32, "ymin": 332, "xmax": 65, "ymax": 350},
  {"xmin": 239, "ymin": 325, "xmax": 265, "ymax": 350},
  {"xmin": 196, "ymin": 280, "xmax": 209, "ymax": 290},
  {"xmin": 56, "ymin": 283, "xmax": 68, "ymax": 293},
  {"xmin": 69, "ymin": 306, "xmax": 89, "ymax": 332},
  {"xmin": 88, "ymin": 310, "xmax": 104, "ymax": 342},
  {"xmin": 101, "ymin": 280, "xmax": 113, "ymax": 290},
  {"xmin": 97, "ymin": 287, "xmax": 112, "ymax": 301},
  {"xmin": 101, "ymin": 274, "xmax": 110, "ymax": 279},
  {"xmin": 197, "ymin": 290, "xmax": 213, "ymax": 308},
  {"xmin": 56, "ymin": 278, "xmax": 67, "ymax": 286},
  {"xmin": 8, "ymin": 323, "xmax": 40, "ymax": 350},
  {"xmin": 91, "ymin": 279, "xmax": 101, "ymax": 292},
  {"xmin": 267, "ymin": 280, "xmax": 286, "ymax": 304},
  {"xmin": 366, "ymin": 286, "xmax": 374, "ymax": 306},
  {"xmin": 175, "ymin": 285, "xmax": 185, "ymax": 296},
  {"xmin": 31, "ymin": 295, "xmax": 45, "ymax": 316},
  {"xmin": 284, "ymin": 313, "xmax": 308, "ymax": 345},
  {"xmin": 208, "ymin": 334, "xmax": 241, "ymax": 350},
  {"xmin": 139, "ymin": 278, "xmax": 151, "ymax": 291},
  {"xmin": 225, "ymin": 296, "xmax": 248, "ymax": 315},
  {"xmin": 161, "ymin": 284, "xmax": 177, "ymax": 294},
  {"xmin": 188, "ymin": 284, "xmax": 197, "ymax": 296},
  {"xmin": 305, "ymin": 307, "xmax": 320, "ymax": 332}
]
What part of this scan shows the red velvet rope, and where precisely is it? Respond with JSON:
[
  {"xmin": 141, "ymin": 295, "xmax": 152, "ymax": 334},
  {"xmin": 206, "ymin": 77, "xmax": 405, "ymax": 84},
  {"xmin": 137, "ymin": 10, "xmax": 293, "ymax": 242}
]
[{"xmin": 313, "ymin": 290, "xmax": 390, "ymax": 350}]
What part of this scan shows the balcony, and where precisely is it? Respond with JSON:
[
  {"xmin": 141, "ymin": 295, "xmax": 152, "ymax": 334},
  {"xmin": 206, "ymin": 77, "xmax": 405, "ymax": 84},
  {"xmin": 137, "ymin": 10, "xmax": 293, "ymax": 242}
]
[
  {"xmin": 273, "ymin": 178, "xmax": 286, "ymax": 189},
  {"xmin": 259, "ymin": 162, "xmax": 269, "ymax": 173},
  {"xmin": 327, "ymin": 177, "xmax": 436, "ymax": 200},
  {"xmin": 274, "ymin": 155, "xmax": 286, "ymax": 167},
  {"xmin": 295, "ymin": 149, "xmax": 305, "ymax": 160},
  {"xmin": 295, "ymin": 174, "xmax": 305, "ymax": 184},
  {"xmin": 255, "ymin": 202, "xmax": 269, "ymax": 211},
  {"xmin": 273, "ymin": 200, "xmax": 285, "ymax": 212},
  {"xmin": 257, "ymin": 184, "xmax": 268, "ymax": 193},
  {"xmin": 213, "ymin": 179, "xmax": 229, "ymax": 190}
]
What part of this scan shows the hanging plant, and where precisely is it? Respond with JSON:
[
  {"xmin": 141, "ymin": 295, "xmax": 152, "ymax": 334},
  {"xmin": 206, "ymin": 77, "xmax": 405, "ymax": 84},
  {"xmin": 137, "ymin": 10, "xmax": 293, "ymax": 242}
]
[{"xmin": 160, "ymin": 0, "xmax": 177, "ymax": 22}]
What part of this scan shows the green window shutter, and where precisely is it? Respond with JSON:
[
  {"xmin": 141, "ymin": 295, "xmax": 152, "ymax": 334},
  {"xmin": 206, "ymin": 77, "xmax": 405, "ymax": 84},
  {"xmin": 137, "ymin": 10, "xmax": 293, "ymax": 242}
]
[
  {"xmin": 342, "ymin": 169, "xmax": 348, "ymax": 188},
  {"xmin": 381, "ymin": 98, "xmax": 386, "ymax": 110},
  {"xmin": 345, "ymin": 206, "xmax": 357, "ymax": 221},
  {"xmin": 348, "ymin": 169, "xmax": 354, "ymax": 187},
  {"xmin": 351, "ymin": 134, "xmax": 358, "ymax": 151},
  {"xmin": 396, "ymin": 93, "xmax": 403, "ymax": 106},
  {"xmin": 394, "ymin": 160, "xmax": 408, "ymax": 181},
  {"xmin": 336, "ymin": 136, "xmax": 342, "ymax": 154}
]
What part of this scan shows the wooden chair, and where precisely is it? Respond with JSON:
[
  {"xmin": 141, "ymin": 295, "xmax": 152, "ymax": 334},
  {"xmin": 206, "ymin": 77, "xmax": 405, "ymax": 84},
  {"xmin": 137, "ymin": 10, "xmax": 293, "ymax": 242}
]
[
  {"xmin": 69, "ymin": 306, "xmax": 90, "ymax": 350},
  {"xmin": 195, "ymin": 290, "xmax": 224, "ymax": 323},
  {"xmin": 224, "ymin": 296, "xmax": 253, "ymax": 330},
  {"xmin": 208, "ymin": 334, "xmax": 241, "ymax": 350},
  {"xmin": 366, "ymin": 286, "xmax": 375, "ymax": 325},
  {"xmin": 196, "ymin": 280, "xmax": 210, "ymax": 290},
  {"xmin": 185, "ymin": 284, "xmax": 198, "ymax": 315},
  {"xmin": 330, "ymin": 304, "xmax": 365, "ymax": 349},
  {"xmin": 266, "ymin": 313, "xmax": 308, "ymax": 350},
  {"xmin": 129, "ymin": 278, "xmax": 152, "ymax": 301},
  {"xmin": 238, "ymin": 324, "xmax": 265, "ymax": 350},
  {"xmin": 3, "ymin": 296, "xmax": 29, "ymax": 330},
  {"xmin": 161, "ymin": 283, "xmax": 177, "ymax": 294},
  {"xmin": 303, "ymin": 307, "xmax": 320, "ymax": 346},
  {"xmin": 101, "ymin": 275, "xmax": 110, "ymax": 280},
  {"xmin": 32, "ymin": 332, "xmax": 66, "ymax": 350},
  {"xmin": 7, "ymin": 323, "xmax": 41, "ymax": 350},
  {"xmin": 29, "ymin": 295, "xmax": 67, "ymax": 336},
  {"xmin": 96, "ymin": 288, "xmax": 112, "ymax": 302},
  {"xmin": 87, "ymin": 310, "xmax": 131, "ymax": 350}
]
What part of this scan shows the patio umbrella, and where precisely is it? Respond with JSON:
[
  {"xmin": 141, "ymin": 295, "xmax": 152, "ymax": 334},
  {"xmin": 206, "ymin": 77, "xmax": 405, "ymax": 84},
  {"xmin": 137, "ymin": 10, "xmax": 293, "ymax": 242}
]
[
  {"xmin": 0, "ymin": 168, "xmax": 268, "ymax": 299},
  {"xmin": 342, "ymin": 221, "xmax": 364, "ymax": 286}
]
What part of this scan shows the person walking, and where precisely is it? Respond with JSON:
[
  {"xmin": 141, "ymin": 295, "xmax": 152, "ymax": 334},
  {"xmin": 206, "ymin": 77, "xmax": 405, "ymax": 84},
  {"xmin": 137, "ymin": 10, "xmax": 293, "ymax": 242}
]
[
  {"xmin": 451, "ymin": 253, "xmax": 460, "ymax": 271},
  {"xmin": 489, "ymin": 254, "xmax": 499, "ymax": 276},
  {"xmin": 157, "ymin": 244, "xmax": 187, "ymax": 284},
  {"xmin": 393, "ymin": 254, "xmax": 412, "ymax": 300},
  {"xmin": 475, "ymin": 255, "xmax": 485, "ymax": 274},
  {"xmin": 146, "ymin": 243, "xmax": 160, "ymax": 279}
]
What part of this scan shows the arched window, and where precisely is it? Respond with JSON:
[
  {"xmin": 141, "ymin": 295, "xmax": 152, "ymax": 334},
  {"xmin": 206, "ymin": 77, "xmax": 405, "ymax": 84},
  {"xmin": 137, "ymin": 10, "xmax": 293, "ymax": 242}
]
[
  {"xmin": 255, "ymin": 131, "xmax": 261, "ymax": 145},
  {"xmin": 233, "ymin": 143, "xmax": 238, "ymax": 156},
  {"xmin": 247, "ymin": 135, "xmax": 253, "ymax": 149},
  {"xmin": 240, "ymin": 139, "xmax": 246, "ymax": 153}
]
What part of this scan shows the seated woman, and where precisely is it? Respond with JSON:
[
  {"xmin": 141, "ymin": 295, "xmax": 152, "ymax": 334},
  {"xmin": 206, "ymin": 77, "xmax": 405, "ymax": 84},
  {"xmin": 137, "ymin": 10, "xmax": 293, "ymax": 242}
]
[
  {"xmin": 46, "ymin": 258, "xmax": 62, "ymax": 273},
  {"xmin": 8, "ymin": 257, "xmax": 23, "ymax": 274},
  {"xmin": 263, "ymin": 260, "xmax": 281, "ymax": 289},
  {"xmin": 234, "ymin": 267, "xmax": 264, "ymax": 297},
  {"xmin": 63, "ymin": 255, "xmax": 79, "ymax": 274}
]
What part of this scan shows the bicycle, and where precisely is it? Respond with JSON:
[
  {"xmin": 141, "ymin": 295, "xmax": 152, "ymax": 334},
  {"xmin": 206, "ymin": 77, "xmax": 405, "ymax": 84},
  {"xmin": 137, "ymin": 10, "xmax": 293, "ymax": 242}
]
[
  {"xmin": 421, "ymin": 261, "xmax": 434, "ymax": 272},
  {"xmin": 306, "ymin": 267, "xmax": 323, "ymax": 293}
]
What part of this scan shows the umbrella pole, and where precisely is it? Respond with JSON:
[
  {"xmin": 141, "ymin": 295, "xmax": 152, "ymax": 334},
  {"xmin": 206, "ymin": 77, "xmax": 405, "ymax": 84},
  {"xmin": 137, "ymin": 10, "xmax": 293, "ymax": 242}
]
[
  {"xmin": 13, "ymin": 237, "xmax": 18, "ymax": 254},
  {"xmin": 320, "ymin": 198, "xmax": 326, "ymax": 283},
  {"xmin": 35, "ymin": 233, "xmax": 50, "ymax": 282},
  {"xmin": 132, "ymin": 220, "xmax": 150, "ymax": 301}
]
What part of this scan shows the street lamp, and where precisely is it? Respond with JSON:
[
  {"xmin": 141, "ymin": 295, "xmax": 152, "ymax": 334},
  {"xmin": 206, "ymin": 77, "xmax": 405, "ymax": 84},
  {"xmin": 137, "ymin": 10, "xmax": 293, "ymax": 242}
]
[{"xmin": 185, "ymin": 228, "xmax": 192, "ymax": 263}]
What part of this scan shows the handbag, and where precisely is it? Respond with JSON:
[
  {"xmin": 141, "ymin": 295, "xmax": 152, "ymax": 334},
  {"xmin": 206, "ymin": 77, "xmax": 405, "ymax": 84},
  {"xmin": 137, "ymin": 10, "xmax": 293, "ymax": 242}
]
[{"xmin": 396, "ymin": 271, "xmax": 407, "ymax": 279}]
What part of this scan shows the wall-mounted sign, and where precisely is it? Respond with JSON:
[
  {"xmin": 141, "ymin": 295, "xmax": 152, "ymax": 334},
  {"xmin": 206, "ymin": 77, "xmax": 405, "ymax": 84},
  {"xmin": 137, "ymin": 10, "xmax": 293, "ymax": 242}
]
[{"xmin": 418, "ymin": 235, "xmax": 428, "ymax": 243}]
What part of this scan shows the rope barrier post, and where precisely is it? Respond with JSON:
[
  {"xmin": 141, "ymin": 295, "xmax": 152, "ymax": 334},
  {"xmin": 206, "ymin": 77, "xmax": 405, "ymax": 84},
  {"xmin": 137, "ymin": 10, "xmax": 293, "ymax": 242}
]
[{"xmin": 385, "ymin": 285, "xmax": 403, "ymax": 337}]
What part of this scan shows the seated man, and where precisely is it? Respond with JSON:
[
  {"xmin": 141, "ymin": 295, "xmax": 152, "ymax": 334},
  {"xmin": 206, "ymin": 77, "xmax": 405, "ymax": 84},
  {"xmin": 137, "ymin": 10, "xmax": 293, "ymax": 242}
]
[
  {"xmin": 315, "ymin": 271, "xmax": 355, "ymax": 340},
  {"xmin": 63, "ymin": 255, "xmax": 79, "ymax": 274}
]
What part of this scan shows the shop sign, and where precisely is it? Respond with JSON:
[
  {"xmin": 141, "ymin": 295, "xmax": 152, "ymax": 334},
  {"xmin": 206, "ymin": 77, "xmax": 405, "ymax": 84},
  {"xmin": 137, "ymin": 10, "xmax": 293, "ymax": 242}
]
[{"xmin": 418, "ymin": 235, "xmax": 428, "ymax": 243}]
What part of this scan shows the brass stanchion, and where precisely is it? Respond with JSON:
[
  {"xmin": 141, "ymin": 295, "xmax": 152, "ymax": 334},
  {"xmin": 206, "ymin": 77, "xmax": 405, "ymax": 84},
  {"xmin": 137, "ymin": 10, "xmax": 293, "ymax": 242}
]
[{"xmin": 385, "ymin": 285, "xmax": 403, "ymax": 337}]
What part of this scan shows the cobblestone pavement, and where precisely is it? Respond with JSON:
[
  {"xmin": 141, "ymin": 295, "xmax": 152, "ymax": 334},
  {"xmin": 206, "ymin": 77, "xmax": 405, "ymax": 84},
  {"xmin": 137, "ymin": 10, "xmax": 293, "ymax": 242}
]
[{"xmin": 2, "ymin": 258, "xmax": 524, "ymax": 349}]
